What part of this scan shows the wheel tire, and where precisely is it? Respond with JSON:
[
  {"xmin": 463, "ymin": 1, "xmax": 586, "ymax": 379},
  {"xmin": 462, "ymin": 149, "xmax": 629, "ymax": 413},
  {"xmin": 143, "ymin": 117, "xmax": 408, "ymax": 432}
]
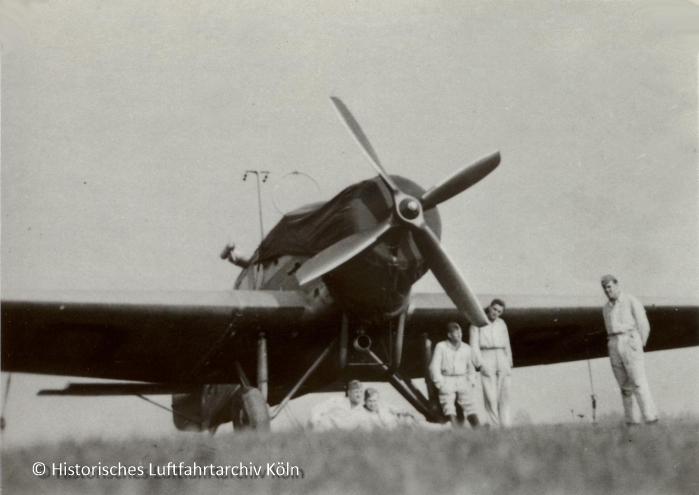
[{"xmin": 231, "ymin": 387, "xmax": 271, "ymax": 432}]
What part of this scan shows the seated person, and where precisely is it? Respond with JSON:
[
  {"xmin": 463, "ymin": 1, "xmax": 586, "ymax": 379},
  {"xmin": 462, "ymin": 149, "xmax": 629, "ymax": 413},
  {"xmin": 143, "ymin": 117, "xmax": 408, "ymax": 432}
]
[
  {"xmin": 308, "ymin": 380, "xmax": 366, "ymax": 431},
  {"xmin": 358, "ymin": 388, "xmax": 432, "ymax": 431}
]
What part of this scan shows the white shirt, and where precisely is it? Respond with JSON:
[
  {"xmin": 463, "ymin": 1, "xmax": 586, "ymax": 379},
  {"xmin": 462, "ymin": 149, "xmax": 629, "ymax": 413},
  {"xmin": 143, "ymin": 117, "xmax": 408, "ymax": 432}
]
[
  {"xmin": 603, "ymin": 293, "xmax": 650, "ymax": 345},
  {"xmin": 356, "ymin": 403, "xmax": 410, "ymax": 431},
  {"xmin": 469, "ymin": 318, "xmax": 512, "ymax": 368},
  {"xmin": 308, "ymin": 396, "xmax": 364, "ymax": 431},
  {"xmin": 429, "ymin": 340, "xmax": 475, "ymax": 388}
]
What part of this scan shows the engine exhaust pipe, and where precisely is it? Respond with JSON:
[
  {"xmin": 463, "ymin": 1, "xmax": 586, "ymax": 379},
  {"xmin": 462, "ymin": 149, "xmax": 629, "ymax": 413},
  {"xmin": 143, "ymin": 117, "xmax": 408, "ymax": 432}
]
[{"xmin": 353, "ymin": 334, "xmax": 372, "ymax": 352}]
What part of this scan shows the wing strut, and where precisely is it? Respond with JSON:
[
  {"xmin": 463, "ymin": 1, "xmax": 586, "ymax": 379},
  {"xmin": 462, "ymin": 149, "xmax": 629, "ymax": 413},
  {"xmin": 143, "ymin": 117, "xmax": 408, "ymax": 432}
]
[
  {"xmin": 270, "ymin": 337, "xmax": 338, "ymax": 420},
  {"xmin": 235, "ymin": 362, "xmax": 252, "ymax": 388},
  {"xmin": 357, "ymin": 346, "xmax": 442, "ymax": 422},
  {"xmin": 135, "ymin": 394, "xmax": 203, "ymax": 429}
]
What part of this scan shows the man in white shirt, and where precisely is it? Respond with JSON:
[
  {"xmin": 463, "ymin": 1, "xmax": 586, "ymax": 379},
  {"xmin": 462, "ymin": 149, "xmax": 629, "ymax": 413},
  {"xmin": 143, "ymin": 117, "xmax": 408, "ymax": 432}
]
[
  {"xmin": 359, "ymin": 388, "xmax": 447, "ymax": 431},
  {"xmin": 429, "ymin": 322, "xmax": 480, "ymax": 428},
  {"xmin": 601, "ymin": 274, "xmax": 658, "ymax": 425},
  {"xmin": 469, "ymin": 299, "xmax": 512, "ymax": 428},
  {"xmin": 308, "ymin": 380, "xmax": 366, "ymax": 431}
]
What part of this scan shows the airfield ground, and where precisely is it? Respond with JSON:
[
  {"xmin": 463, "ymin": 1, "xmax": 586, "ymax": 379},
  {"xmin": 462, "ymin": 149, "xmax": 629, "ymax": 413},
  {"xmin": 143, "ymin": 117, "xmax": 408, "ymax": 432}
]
[{"xmin": 3, "ymin": 419, "xmax": 697, "ymax": 495}]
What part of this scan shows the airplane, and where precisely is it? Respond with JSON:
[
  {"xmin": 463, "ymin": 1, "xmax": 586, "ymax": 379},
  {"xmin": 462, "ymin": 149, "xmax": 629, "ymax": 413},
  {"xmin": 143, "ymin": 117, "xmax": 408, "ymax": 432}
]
[{"xmin": 2, "ymin": 97, "xmax": 697, "ymax": 433}]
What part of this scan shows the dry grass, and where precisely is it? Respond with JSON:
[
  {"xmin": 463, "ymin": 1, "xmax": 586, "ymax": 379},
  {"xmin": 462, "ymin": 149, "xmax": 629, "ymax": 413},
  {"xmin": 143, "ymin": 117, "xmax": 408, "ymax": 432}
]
[{"xmin": 3, "ymin": 420, "xmax": 698, "ymax": 495}]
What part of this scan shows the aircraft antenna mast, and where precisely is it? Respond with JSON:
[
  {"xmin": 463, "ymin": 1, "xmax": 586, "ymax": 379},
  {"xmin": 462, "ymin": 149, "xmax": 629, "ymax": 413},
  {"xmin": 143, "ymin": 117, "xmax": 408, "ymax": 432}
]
[
  {"xmin": 587, "ymin": 361, "xmax": 597, "ymax": 424},
  {"xmin": 243, "ymin": 170, "xmax": 270, "ymax": 242},
  {"xmin": 585, "ymin": 335, "xmax": 597, "ymax": 424}
]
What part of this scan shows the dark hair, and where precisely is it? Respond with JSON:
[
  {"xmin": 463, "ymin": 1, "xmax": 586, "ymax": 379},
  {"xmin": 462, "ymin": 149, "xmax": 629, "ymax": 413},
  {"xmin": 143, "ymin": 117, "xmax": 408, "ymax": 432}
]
[
  {"xmin": 347, "ymin": 380, "xmax": 363, "ymax": 392},
  {"xmin": 491, "ymin": 298, "xmax": 506, "ymax": 308},
  {"xmin": 447, "ymin": 322, "xmax": 461, "ymax": 332}
]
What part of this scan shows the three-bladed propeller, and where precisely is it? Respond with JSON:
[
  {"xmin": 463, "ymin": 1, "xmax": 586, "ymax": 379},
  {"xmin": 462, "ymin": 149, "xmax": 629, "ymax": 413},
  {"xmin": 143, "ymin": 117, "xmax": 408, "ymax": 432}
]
[{"xmin": 296, "ymin": 97, "xmax": 500, "ymax": 327}]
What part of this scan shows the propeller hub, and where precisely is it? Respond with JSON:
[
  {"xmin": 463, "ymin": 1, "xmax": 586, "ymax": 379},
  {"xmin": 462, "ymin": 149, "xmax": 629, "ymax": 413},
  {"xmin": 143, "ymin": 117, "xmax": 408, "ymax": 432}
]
[{"xmin": 398, "ymin": 198, "xmax": 421, "ymax": 220}]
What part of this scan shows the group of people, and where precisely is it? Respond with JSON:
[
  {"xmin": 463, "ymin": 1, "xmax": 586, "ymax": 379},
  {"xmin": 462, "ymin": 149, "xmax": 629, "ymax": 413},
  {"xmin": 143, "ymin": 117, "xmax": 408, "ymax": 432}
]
[
  {"xmin": 310, "ymin": 274, "xmax": 658, "ymax": 431},
  {"xmin": 429, "ymin": 298, "xmax": 512, "ymax": 429},
  {"xmin": 309, "ymin": 380, "xmax": 445, "ymax": 432},
  {"xmin": 309, "ymin": 298, "xmax": 513, "ymax": 432},
  {"xmin": 430, "ymin": 275, "xmax": 659, "ymax": 428}
]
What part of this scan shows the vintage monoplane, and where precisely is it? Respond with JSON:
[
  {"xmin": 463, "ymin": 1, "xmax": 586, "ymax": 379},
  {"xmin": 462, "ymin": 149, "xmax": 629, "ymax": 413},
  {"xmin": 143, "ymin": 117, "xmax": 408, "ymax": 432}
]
[{"xmin": 2, "ymin": 98, "xmax": 697, "ymax": 432}]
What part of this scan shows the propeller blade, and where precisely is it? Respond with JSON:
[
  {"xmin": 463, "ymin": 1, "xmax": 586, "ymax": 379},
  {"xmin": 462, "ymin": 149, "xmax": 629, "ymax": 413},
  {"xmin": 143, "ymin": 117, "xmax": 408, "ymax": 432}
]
[
  {"xmin": 420, "ymin": 151, "xmax": 501, "ymax": 210},
  {"xmin": 330, "ymin": 97, "xmax": 401, "ymax": 195},
  {"xmin": 410, "ymin": 224, "xmax": 488, "ymax": 327},
  {"xmin": 296, "ymin": 219, "xmax": 394, "ymax": 285}
]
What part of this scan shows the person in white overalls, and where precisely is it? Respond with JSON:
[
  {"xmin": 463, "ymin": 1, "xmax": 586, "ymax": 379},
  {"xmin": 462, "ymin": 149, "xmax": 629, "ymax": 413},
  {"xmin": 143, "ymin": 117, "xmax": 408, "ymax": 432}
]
[
  {"xmin": 470, "ymin": 299, "xmax": 512, "ymax": 428},
  {"xmin": 601, "ymin": 274, "xmax": 658, "ymax": 426}
]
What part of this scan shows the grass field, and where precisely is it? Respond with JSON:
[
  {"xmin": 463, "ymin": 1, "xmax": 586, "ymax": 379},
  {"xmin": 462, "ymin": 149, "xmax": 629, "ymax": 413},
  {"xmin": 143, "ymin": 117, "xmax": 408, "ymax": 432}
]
[{"xmin": 3, "ymin": 420, "xmax": 698, "ymax": 495}]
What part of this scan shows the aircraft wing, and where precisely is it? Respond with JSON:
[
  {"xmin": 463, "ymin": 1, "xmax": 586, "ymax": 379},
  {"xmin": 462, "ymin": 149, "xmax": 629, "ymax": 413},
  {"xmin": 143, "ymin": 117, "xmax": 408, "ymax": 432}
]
[
  {"xmin": 1, "ymin": 289, "xmax": 318, "ymax": 384},
  {"xmin": 4, "ymin": 289, "xmax": 696, "ymax": 391},
  {"xmin": 408, "ymin": 293, "xmax": 699, "ymax": 367}
]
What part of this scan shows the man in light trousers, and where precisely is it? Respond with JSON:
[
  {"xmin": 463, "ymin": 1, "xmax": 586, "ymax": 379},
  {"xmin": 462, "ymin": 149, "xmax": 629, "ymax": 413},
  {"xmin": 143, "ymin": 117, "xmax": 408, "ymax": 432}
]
[
  {"xmin": 430, "ymin": 322, "xmax": 480, "ymax": 428},
  {"xmin": 470, "ymin": 299, "xmax": 512, "ymax": 428},
  {"xmin": 601, "ymin": 274, "xmax": 658, "ymax": 425}
]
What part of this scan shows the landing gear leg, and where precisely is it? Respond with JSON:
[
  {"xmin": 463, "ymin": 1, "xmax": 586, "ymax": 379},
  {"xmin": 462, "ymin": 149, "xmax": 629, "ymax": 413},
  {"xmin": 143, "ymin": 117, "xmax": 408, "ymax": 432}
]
[
  {"xmin": 422, "ymin": 333, "xmax": 439, "ymax": 403},
  {"xmin": 356, "ymin": 345, "xmax": 441, "ymax": 422},
  {"xmin": 392, "ymin": 312, "xmax": 406, "ymax": 369},
  {"xmin": 257, "ymin": 333, "xmax": 268, "ymax": 401},
  {"xmin": 339, "ymin": 315, "xmax": 349, "ymax": 370},
  {"xmin": 231, "ymin": 352, "xmax": 271, "ymax": 432},
  {"xmin": 232, "ymin": 387, "xmax": 271, "ymax": 431}
]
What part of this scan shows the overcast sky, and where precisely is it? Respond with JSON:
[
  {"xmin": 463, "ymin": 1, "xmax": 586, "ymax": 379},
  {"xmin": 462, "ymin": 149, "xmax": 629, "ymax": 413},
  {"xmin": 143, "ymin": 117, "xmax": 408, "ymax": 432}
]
[{"xmin": 1, "ymin": 0, "xmax": 697, "ymax": 446}]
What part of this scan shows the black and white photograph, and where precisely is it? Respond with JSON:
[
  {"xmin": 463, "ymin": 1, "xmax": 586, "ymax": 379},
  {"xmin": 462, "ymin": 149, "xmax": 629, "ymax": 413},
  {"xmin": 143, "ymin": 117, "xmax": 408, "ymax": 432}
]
[{"xmin": 1, "ymin": 1, "xmax": 698, "ymax": 493}]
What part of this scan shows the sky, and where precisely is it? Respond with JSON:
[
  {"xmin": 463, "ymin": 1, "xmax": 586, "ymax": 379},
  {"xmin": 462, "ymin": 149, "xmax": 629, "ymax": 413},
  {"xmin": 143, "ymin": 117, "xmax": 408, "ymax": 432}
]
[{"xmin": 1, "ymin": 0, "xmax": 698, "ymax": 446}]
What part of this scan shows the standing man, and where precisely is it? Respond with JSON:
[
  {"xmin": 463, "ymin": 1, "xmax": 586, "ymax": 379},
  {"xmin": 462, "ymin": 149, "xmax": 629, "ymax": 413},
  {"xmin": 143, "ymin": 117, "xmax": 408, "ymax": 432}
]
[
  {"xmin": 429, "ymin": 322, "xmax": 480, "ymax": 428},
  {"xmin": 600, "ymin": 275, "xmax": 658, "ymax": 425},
  {"xmin": 470, "ymin": 299, "xmax": 512, "ymax": 428}
]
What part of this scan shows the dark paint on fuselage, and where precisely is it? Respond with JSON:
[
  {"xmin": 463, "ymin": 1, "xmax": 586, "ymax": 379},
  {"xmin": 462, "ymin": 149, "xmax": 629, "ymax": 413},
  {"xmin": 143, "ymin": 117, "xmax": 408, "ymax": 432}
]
[{"xmin": 235, "ymin": 175, "xmax": 442, "ymax": 323}]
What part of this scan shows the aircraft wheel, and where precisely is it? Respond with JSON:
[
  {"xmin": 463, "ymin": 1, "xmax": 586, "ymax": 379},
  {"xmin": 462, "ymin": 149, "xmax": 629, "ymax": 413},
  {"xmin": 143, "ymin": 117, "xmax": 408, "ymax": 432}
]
[{"xmin": 231, "ymin": 387, "xmax": 271, "ymax": 432}]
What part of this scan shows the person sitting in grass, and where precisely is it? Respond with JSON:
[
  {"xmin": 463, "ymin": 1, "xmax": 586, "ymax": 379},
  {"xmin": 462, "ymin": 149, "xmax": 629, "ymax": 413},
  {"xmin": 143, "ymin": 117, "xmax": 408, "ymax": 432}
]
[
  {"xmin": 358, "ymin": 388, "xmax": 446, "ymax": 431},
  {"xmin": 308, "ymin": 380, "xmax": 366, "ymax": 431}
]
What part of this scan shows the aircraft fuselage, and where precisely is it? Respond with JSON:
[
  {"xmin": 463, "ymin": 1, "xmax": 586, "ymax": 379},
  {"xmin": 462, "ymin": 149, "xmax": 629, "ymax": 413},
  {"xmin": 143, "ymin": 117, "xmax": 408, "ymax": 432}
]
[{"xmin": 234, "ymin": 175, "xmax": 442, "ymax": 324}]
